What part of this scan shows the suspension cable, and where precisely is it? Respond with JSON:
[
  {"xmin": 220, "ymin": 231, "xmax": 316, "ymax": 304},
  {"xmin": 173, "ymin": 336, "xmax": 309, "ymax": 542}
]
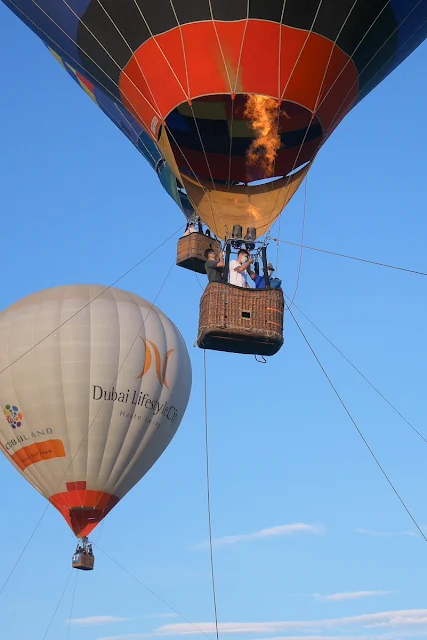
[
  {"xmin": 274, "ymin": 239, "xmax": 427, "ymax": 277},
  {"xmin": 41, "ymin": 570, "xmax": 73, "ymax": 640},
  {"xmin": 94, "ymin": 544, "xmax": 213, "ymax": 640},
  {"xmin": 203, "ymin": 350, "xmax": 220, "ymax": 640},
  {"xmin": 66, "ymin": 572, "xmax": 78, "ymax": 640},
  {"xmin": 287, "ymin": 306, "xmax": 427, "ymax": 543},
  {"xmin": 285, "ymin": 297, "xmax": 427, "ymax": 446},
  {"xmin": 0, "ymin": 224, "xmax": 183, "ymax": 377}
]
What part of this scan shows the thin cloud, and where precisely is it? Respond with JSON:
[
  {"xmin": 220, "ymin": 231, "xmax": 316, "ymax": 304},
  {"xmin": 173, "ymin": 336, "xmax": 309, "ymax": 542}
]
[
  {"xmin": 193, "ymin": 523, "xmax": 325, "ymax": 549},
  {"xmin": 148, "ymin": 609, "xmax": 427, "ymax": 635},
  {"xmin": 68, "ymin": 616, "xmax": 129, "ymax": 626},
  {"xmin": 97, "ymin": 611, "xmax": 427, "ymax": 640},
  {"xmin": 355, "ymin": 528, "xmax": 417, "ymax": 537},
  {"xmin": 99, "ymin": 636, "xmax": 405, "ymax": 640},
  {"xmin": 254, "ymin": 636, "xmax": 396, "ymax": 640},
  {"xmin": 146, "ymin": 614, "xmax": 180, "ymax": 619},
  {"xmin": 314, "ymin": 591, "xmax": 393, "ymax": 602}
]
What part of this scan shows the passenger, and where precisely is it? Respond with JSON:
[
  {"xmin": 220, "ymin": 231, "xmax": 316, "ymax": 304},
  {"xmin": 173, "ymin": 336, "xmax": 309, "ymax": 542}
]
[
  {"xmin": 251, "ymin": 262, "xmax": 281, "ymax": 289},
  {"xmin": 183, "ymin": 223, "xmax": 190, "ymax": 236},
  {"xmin": 188, "ymin": 222, "xmax": 197, "ymax": 233},
  {"xmin": 229, "ymin": 249, "xmax": 254, "ymax": 288},
  {"xmin": 204, "ymin": 249, "xmax": 225, "ymax": 283}
]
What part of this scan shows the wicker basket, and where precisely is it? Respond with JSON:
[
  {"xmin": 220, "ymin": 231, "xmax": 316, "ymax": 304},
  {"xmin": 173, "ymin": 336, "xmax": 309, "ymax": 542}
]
[
  {"xmin": 176, "ymin": 233, "xmax": 222, "ymax": 274},
  {"xmin": 72, "ymin": 551, "xmax": 94, "ymax": 571},
  {"xmin": 197, "ymin": 283, "xmax": 284, "ymax": 356}
]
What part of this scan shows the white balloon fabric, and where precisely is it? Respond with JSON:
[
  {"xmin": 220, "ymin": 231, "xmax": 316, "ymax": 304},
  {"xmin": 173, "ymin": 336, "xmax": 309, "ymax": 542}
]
[{"xmin": 0, "ymin": 285, "xmax": 192, "ymax": 537}]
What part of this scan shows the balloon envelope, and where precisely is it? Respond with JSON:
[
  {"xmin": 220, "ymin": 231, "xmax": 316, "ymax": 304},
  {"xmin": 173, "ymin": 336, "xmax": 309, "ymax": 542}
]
[
  {"xmin": 2, "ymin": 0, "xmax": 427, "ymax": 237},
  {"xmin": 0, "ymin": 285, "xmax": 192, "ymax": 537}
]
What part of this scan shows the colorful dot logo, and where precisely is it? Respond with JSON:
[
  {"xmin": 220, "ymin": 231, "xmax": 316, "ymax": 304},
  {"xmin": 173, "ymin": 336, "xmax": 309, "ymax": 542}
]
[{"xmin": 3, "ymin": 405, "xmax": 23, "ymax": 429}]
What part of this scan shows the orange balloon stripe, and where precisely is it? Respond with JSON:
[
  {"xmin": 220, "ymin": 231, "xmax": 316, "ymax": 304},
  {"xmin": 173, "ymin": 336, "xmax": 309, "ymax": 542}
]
[
  {"xmin": 119, "ymin": 20, "xmax": 358, "ymax": 140},
  {"xmin": 146, "ymin": 339, "xmax": 163, "ymax": 387},
  {"xmin": 162, "ymin": 349, "xmax": 174, "ymax": 390},
  {"xmin": 1, "ymin": 438, "xmax": 65, "ymax": 471}
]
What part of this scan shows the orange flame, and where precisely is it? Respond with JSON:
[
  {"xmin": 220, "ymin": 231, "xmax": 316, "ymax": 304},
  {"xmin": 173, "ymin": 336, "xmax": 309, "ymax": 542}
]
[
  {"xmin": 247, "ymin": 203, "xmax": 262, "ymax": 221},
  {"xmin": 244, "ymin": 95, "xmax": 281, "ymax": 179}
]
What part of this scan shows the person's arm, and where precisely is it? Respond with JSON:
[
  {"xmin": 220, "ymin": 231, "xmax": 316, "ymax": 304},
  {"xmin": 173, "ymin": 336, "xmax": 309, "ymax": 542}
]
[
  {"xmin": 216, "ymin": 252, "xmax": 225, "ymax": 268},
  {"xmin": 247, "ymin": 267, "xmax": 256, "ymax": 281},
  {"xmin": 235, "ymin": 258, "xmax": 254, "ymax": 273}
]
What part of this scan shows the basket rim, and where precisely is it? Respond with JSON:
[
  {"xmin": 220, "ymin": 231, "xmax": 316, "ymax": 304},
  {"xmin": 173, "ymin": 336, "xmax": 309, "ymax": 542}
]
[{"xmin": 204, "ymin": 282, "xmax": 284, "ymax": 294}]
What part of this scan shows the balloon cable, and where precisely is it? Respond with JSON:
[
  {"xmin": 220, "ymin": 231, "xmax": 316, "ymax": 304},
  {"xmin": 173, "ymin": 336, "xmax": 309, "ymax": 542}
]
[
  {"xmin": 203, "ymin": 350, "xmax": 220, "ymax": 640},
  {"xmin": 287, "ymin": 305, "xmax": 427, "ymax": 543},
  {"xmin": 94, "ymin": 544, "xmax": 214, "ymax": 640},
  {"xmin": 41, "ymin": 569, "xmax": 73, "ymax": 640},
  {"xmin": 66, "ymin": 571, "xmax": 78, "ymax": 640},
  {"xmin": 0, "ymin": 224, "xmax": 184, "ymax": 378},
  {"xmin": 286, "ymin": 175, "xmax": 308, "ymax": 309},
  {"xmin": 285, "ymin": 296, "xmax": 427, "ymax": 446},
  {"xmin": 273, "ymin": 239, "xmax": 427, "ymax": 277}
]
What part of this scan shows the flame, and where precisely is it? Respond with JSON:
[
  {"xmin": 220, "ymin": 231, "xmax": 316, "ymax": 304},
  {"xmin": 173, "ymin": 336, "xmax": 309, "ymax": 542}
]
[
  {"xmin": 244, "ymin": 95, "xmax": 281, "ymax": 179},
  {"xmin": 247, "ymin": 203, "xmax": 262, "ymax": 221}
]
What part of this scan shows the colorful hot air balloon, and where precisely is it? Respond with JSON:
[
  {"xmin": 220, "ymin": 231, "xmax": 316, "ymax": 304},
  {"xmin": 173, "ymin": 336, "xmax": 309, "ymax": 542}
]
[
  {"xmin": 1, "ymin": 1, "xmax": 427, "ymax": 238},
  {"xmin": 0, "ymin": 285, "xmax": 192, "ymax": 538}
]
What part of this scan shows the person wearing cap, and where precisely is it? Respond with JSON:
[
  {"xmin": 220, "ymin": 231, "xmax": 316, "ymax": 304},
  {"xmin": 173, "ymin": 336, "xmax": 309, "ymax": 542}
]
[
  {"xmin": 204, "ymin": 248, "xmax": 225, "ymax": 283},
  {"xmin": 229, "ymin": 248, "xmax": 254, "ymax": 287},
  {"xmin": 251, "ymin": 262, "xmax": 282, "ymax": 289}
]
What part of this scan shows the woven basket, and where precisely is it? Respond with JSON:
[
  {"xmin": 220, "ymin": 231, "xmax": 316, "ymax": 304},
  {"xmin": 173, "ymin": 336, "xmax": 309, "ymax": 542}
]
[
  {"xmin": 72, "ymin": 552, "xmax": 94, "ymax": 571},
  {"xmin": 176, "ymin": 233, "xmax": 221, "ymax": 274},
  {"xmin": 197, "ymin": 283, "xmax": 284, "ymax": 356}
]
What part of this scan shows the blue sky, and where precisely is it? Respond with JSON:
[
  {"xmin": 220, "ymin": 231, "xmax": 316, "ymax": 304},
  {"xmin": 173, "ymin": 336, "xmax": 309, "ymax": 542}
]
[{"xmin": 1, "ymin": 5, "xmax": 427, "ymax": 640}]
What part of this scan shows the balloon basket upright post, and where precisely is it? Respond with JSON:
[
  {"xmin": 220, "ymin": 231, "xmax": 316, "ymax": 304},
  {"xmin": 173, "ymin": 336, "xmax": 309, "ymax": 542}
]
[
  {"xmin": 176, "ymin": 232, "xmax": 222, "ymax": 274},
  {"xmin": 196, "ymin": 239, "xmax": 284, "ymax": 356},
  {"xmin": 72, "ymin": 536, "xmax": 95, "ymax": 571}
]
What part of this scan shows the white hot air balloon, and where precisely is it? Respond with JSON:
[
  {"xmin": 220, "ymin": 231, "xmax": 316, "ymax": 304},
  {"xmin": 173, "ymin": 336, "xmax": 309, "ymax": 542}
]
[{"xmin": 0, "ymin": 285, "xmax": 192, "ymax": 543}]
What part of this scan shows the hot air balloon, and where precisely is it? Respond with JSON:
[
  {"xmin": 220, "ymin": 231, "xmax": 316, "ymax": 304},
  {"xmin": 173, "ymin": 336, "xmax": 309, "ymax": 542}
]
[
  {"xmin": 1, "ymin": 0, "xmax": 426, "ymax": 240},
  {"xmin": 0, "ymin": 285, "xmax": 192, "ymax": 568}
]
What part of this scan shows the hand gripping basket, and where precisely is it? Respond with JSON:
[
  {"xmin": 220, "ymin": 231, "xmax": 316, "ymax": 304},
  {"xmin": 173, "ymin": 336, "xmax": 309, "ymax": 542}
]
[
  {"xmin": 176, "ymin": 233, "xmax": 222, "ymax": 274},
  {"xmin": 196, "ymin": 283, "xmax": 284, "ymax": 356}
]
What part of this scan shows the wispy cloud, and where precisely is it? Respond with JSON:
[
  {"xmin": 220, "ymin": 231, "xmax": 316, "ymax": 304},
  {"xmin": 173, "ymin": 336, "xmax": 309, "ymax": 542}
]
[
  {"xmin": 193, "ymin": 523, "xmax": 324, "ymax": 549},
  {"xmin": 146, "ymin": 614, "xmax": 180, "ymax": 620},
  {"xmin": 99, "ymin": 636, "xmax": 403, "ymax": 640},
  {"xmin": 68, "ymin": 616, "xmax": 129, "ymax": 626},
  {"xmin": 153, "ymin": 610, "xmax": 427, "ymax": 634},
  {"xmin": 355, "ymin": 528, "xmax": 417, "ymax": 537},
  {"xmin": 97, "ymin": 609, "xmax": 427, "ymax": 640},
  {"xmin": 253, "ymin": 636, "xmax": 396, "ymax": 640},
  {"xmin": 313, "ymin": 591, "xmax": 393, "ymax": 602}
]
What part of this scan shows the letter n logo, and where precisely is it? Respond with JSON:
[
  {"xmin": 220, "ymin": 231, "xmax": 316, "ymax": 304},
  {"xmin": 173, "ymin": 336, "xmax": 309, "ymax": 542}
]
[{"xmin": 136, "ymin": 338, "xmax": 174, "ymax": 389}]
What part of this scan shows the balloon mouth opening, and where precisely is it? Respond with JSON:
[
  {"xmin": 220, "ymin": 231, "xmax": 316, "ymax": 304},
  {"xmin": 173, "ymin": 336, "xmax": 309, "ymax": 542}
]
[
  {"xmin": 49, "ymin": 486, "xmax": 120, "ymax": 538},
  {"xmin": 163, "ymin": 94, "xmax": 322, "ymax": 185}
]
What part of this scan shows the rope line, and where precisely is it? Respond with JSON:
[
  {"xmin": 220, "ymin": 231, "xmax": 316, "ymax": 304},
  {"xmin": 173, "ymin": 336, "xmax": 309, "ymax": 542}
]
[
  {"xmin": 275, "ymin": 239, "xmax": 427, "ymax": 276},
  {"xmin": 287, "ymin": 306, "xmax": 427, "ymax": 543},
  {"xmin": 0, "ymin": 225, "xmax": 182, "ymax": 378},
  {"xmin": 94, "ymin": 544, "xmax": 214, "ymax": 640},
  {"xmin": 81, "ymin": 259, "xmax": 176, "ymax": 522},
  {"xmin": 66, "ymin": 571, "xmax": 78, "ymax": 640},
  {"xmin": 41, "ymin": 570, "xmax": 73, "ymax": 640},
  {"xmin": 286, "ymin": 176, "xmax": 308, "ymax": 308},
  {"xmin": 203, "ymin": 350, "xmax": 220, "ymax": 640},
  {"xmin": 285, "ymin": 298, "xmax": 427, "ymax": 446}
]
